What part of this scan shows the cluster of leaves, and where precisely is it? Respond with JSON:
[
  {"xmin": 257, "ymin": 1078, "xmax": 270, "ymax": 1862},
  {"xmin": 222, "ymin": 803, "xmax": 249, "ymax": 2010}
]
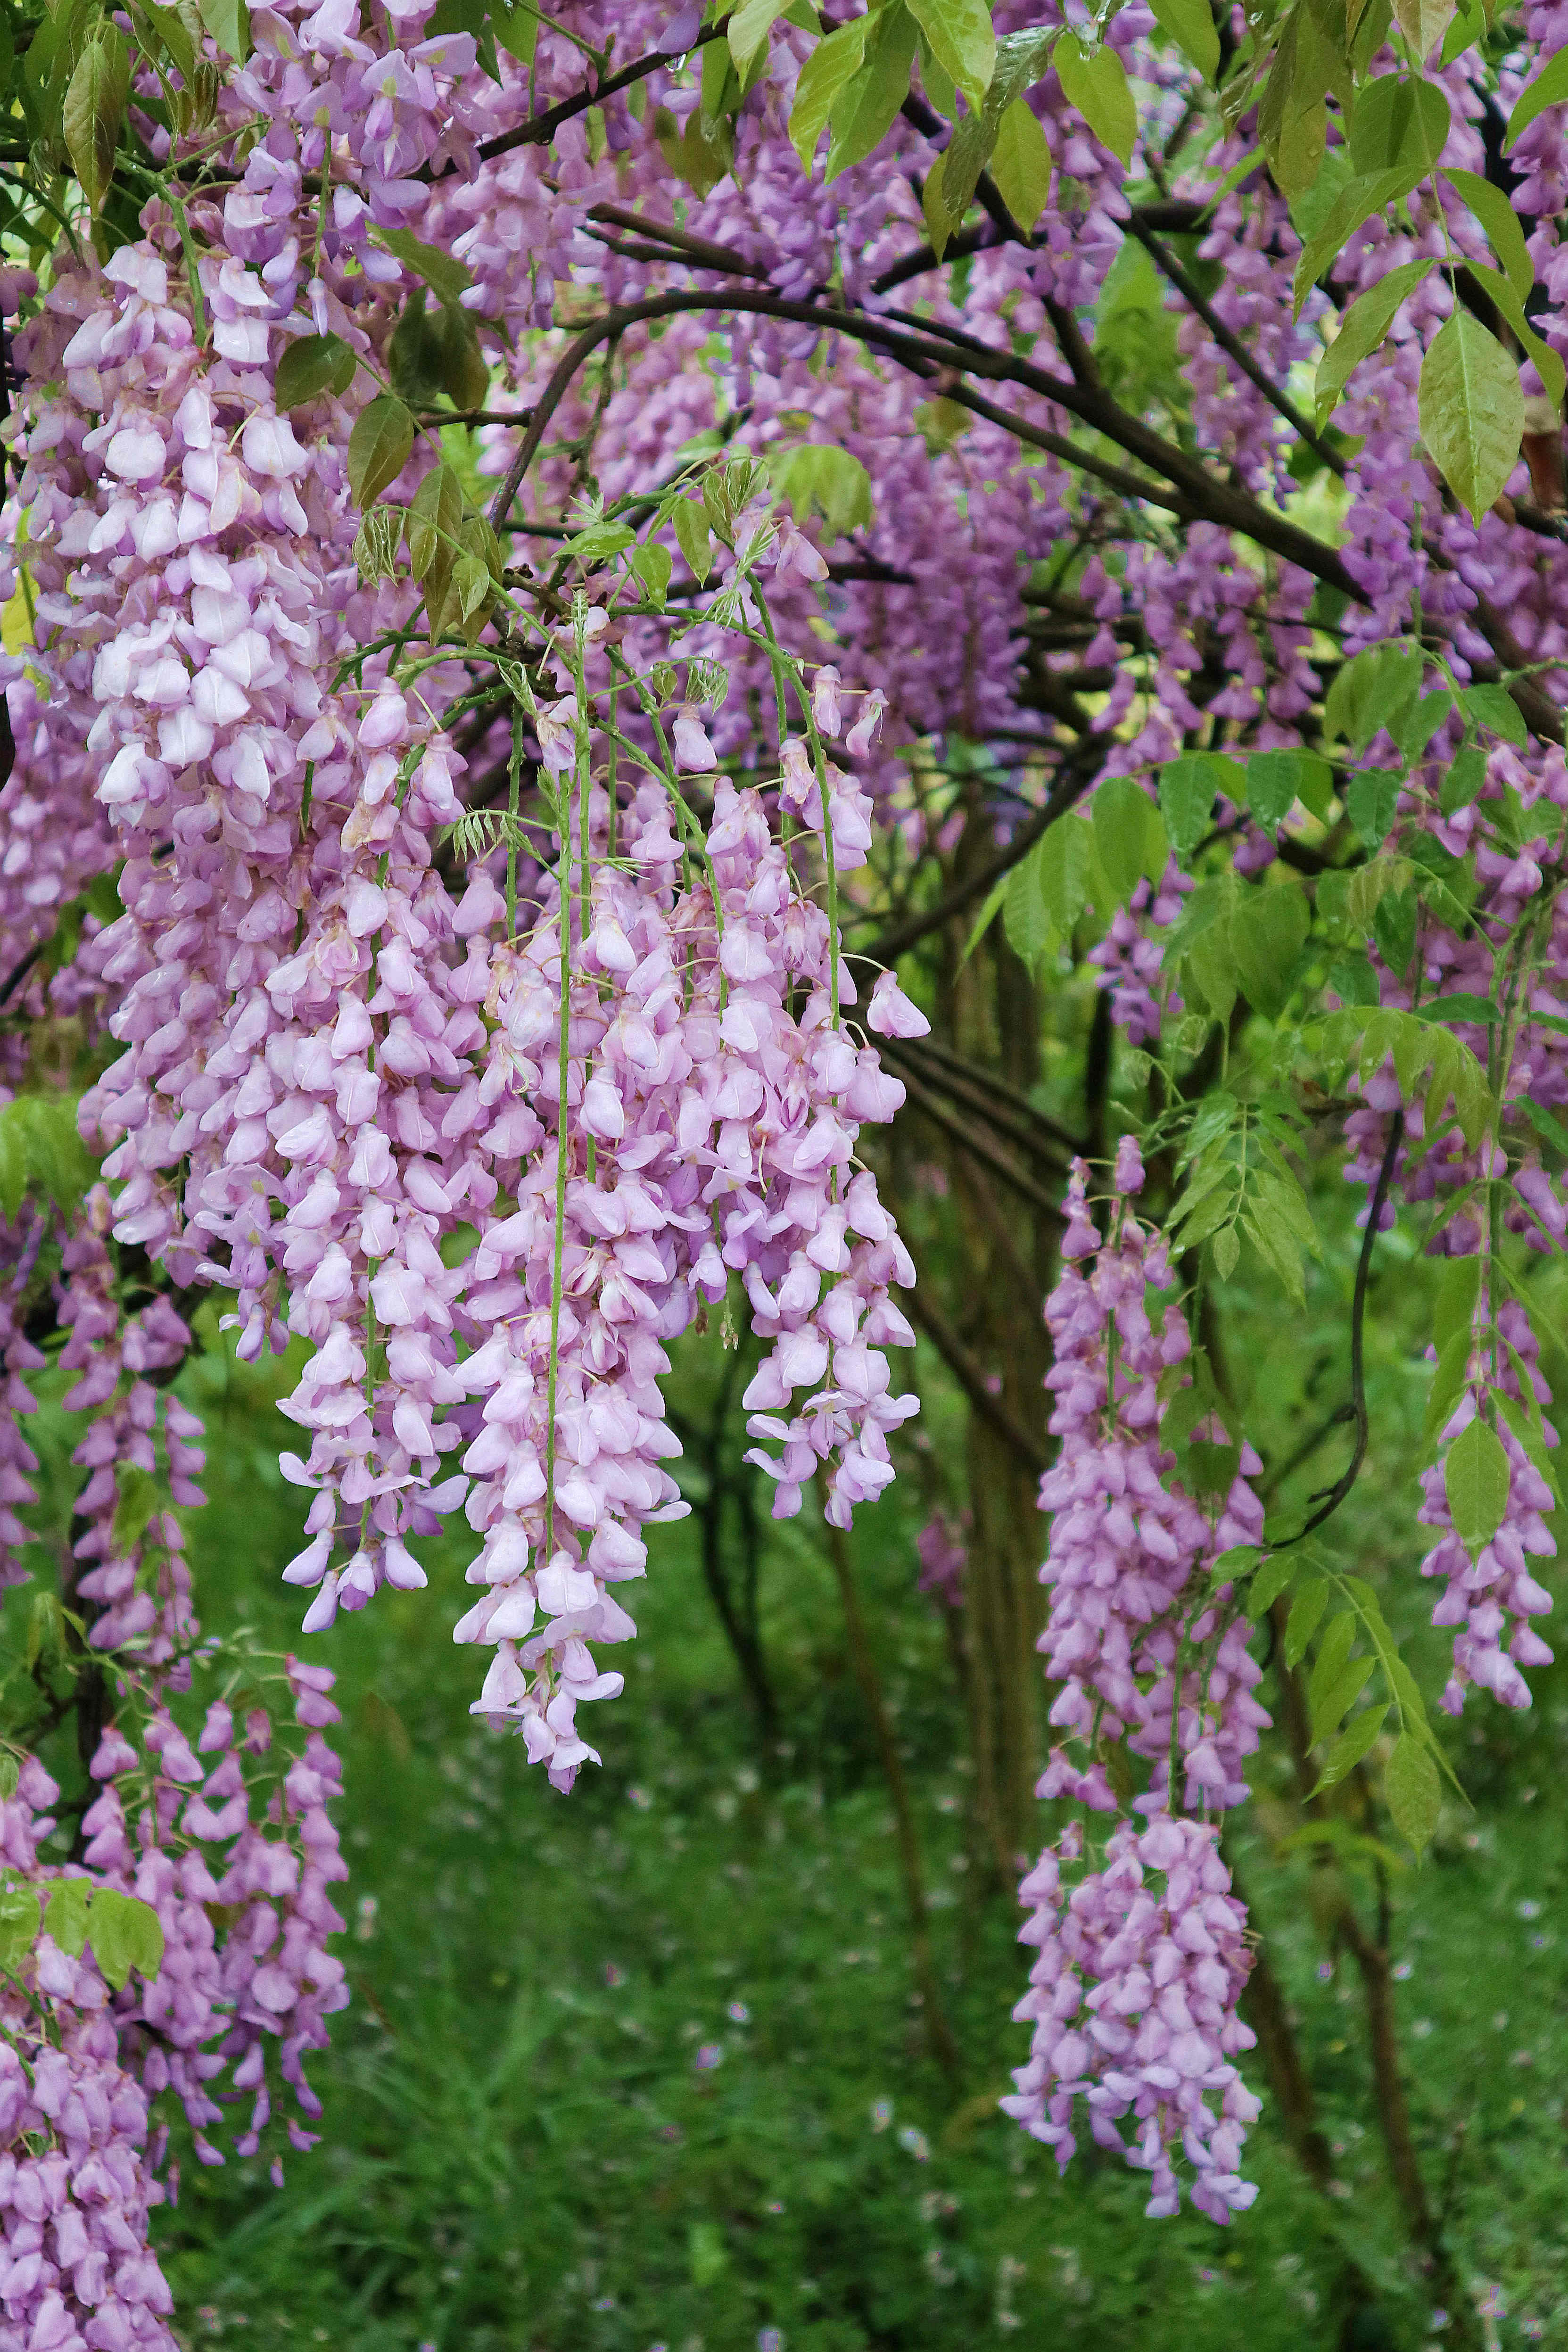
[
  {"xmin": 1165, "ymin": 1092, "xmax": 1321, "ymax": 1301},
  {"xmin": 1211, "ymin": 1542, "xmax": 1455, "ymax": 1849},
  {"xmin": 0, "ymin": 1088, "xmax": 99, "ymax": 1220},
  {"xmin": 0, "ymin": 1867, "xmax": 163, "ymax": 1989},
  {"xmin": 6, "ymin": 0, "xmax": 247, "ymax": 245}
]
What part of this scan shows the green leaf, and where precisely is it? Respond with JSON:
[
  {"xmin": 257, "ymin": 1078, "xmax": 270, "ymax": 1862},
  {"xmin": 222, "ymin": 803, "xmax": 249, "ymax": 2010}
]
[
  {"xmin": 1384, "ymin": 1731, "xmax": 1441, "ymax": 1851},
  {"xmin": 1498, "ymin": 1391, "xmax": 1562, "ymax": 1503},
  {"xmin": 275, "ymin": 331, "xmax": 355, "ymax": 411},
  {"xmin": 1324, "ymin": 641, "xmax": 1423, "ymax": 751},
  {"xmin": 961, "ymin": 870, "xmax": 1009, "ymax": 962},
  {"xmin": 1184, "ymin": 922, "xmax": 1238, "ymax": 1023},
  {"xmin": 197, "ymin": 0, "xmax": 249, "ymax": 61},
  {"xmin": 1347, "ymin": 74, "xmax": 1452, "ymax": 173},
  {"xmin": 1292, "ymin": 165, "xmax": 1427, "ymax": 315},
  {"xmin": 347, "ymin": 396, "xmax": 415, "ymax": 510},
  {"xmin": 407, "ymin": 460, "xmax": 465, "ymax": 583},
  {"xmin": 1505, "ymin": 41, "xmax": 1568, "ymax": 152},
  {"xmin": 1146, "ymin": 0, "xmax": 1219, "ymax": 80},
  {"xmin": 1251, "ymin": 1552, "xmax": 1297, "ymax": 1613},
  {"xmin": 1003, "ymin": 847, "xmax": 1051, "ymax": 964},
  {"xmin": 825, "ymin": 1, "xmax": 919, "ymax": 181},
  {"xmin": 789, "ymin": 16, "xmax": 868, "ymax": 169},
  {"xmin": 1461, "ymin": 682, "xmax": 1528, "ymax": 748},
  {"xmin": 1186, "ymin": 1437, "xmax": 1242, "ymax": 1497},
  {"xmin": 62, "ymin": 25, "xmax": 129, "ymax": 212},
  {"xmin": 0, "ymin": 1877, "xmax": 38, "ymax": 1972},
  {"xmin": 1345, "ymin": 768, "xmax": 1403, "ymax": 848},
  {"xmin": 453, "ymin": 550, "xmax": 491, "ymax": 625},
  {"xmin": 989, "ymin": 95, "xmax": 1052, "ymax": 231},
  {"xmin": 1312, "ymin": 1701, "xmax": 1391, "ymax": 1793},
  {"xmin": 1158, "ymin": 751, "xmax": 1245, "ymax": 858},
  {"xmin": 1038, "ymin": 814, "xmax": 1094, "ymax": 933},
  {"xmin": 1092, "ymin": 776, "xmax": 1168, "ymax": 906},
  {"xmin": 1397, "ymin": 688, "xmax": 1455, "ymax": 763},
  {"xmin": 1054, "ymin": 33, "xmax": 1134, "ymax": 168},
  {"xmin": 1306, "ymin": 1609, "xmax": 1356, "ymax": 1721},
  {"xmin": 1212, "ymin": 1224, "xmax": 1240, "ymax": 1280},
  {"xmin": 490, "ymin": 0, "xmax": 540, "ymax": 66},
  {"xmin": 1412, "ymin": 992, "xmax": 1496, "ymax": 1025},
  {"xmin": 1392, "ymin": 0, "xmax": 1455, "ymax": 62},
  {"xmin": 729, "ymin": 0, "xmax": 789, "ymax": 73},
  {"xmin": 1314, "ymin": 258, "xmax": 1433, "ymax": 425},
  {"xmin": 771, "ymin": 443, "xmax": 873, "ymax": 535},
  {"xmin": 87, "ymin": 1888, "xmax": 165, "ymax": 1991},
  {"xmin": 1230, "ymin": 878, "xmax": 1309, "ymax": 1017},
  {"xmin": 1523, "ymin": 1097, "xmax": 1568, "ymax": 1157},
  {"xmin": 653, "ymin": 102, "xmax": 734, "ymax": 196},
  {"xmin": 1211, "ymin": 1544, "xmax": 1262, "ymax": 1585},
  {"xmin": 44, "ymin": 1877, "xmax": 90, "ymax": 1958},
  {"xmin": 1372, "ymin": 883, "xmax": 1417, "ymax": 978},
  {"xmin": 1420, "ymin": 311, "xmax": 1524, "ymax": 524},
  {"xmin": 1443, "ymin": 167, "xmax": 1532, "ymax": 303},
  {"xmin": 1259, "ymin": 3, "xmax": 1333, "ymax": 198},
  {"xmin": 1312, "ymin": 1654, "xmax": 1377, "ymax": 1749},
  {"xmin": 561, "ymin": 516, "xmax": 635, "ymax": 563},
  {"xmin": 1244, "ymin": 747, "xmax": 1334, "ymax": 828},
  {"xmin": 1440, "ymin": 0, "xmax": 1484, "ymax": 59},
  {"xmin": 631, "ymin": 541, "xmax": 671, "ymax": 606},
  {"xmin": 372, "ymin": 224, "xmax": 474, "ymax": 310},
  {"xmin": 1463, "ymin": 256, "xmax": 1567, "ymax": 414},
  {"xmin": 1444, "ymin": 1414, "xmax": 1510, "ymax": 1552},
  {"xmin": 389, "ymin": 288, "xmax": 449, "ymax": 409},
  {"xmin": 110, "ymin": 1465, "xmax": 160, "ymax": 1553},
  {"xmin": 905, "ymin": 0, "xmax": 995, "ymax": 98},
  {"xmin": 1433, "ymin": 1251, "xmax": 1480, "ymax": 1354},
  {"xmin": 130, "ymin": 0, "xmax": 196, "ymax": 84},
  {"xmin": 1284, "ymin": 1576, "xmax": 1329, "ymax": 1669},
  {"xmin": 436, "ymin": 304, "xmax": 489, "ymax": 413},
  {"xmin": 1439, "ymin": 742, "xmax": 1488, "ymax": 817},
  {"xmin": 673, "ymin": 498, "xmax": 712, "ymax": 585}
]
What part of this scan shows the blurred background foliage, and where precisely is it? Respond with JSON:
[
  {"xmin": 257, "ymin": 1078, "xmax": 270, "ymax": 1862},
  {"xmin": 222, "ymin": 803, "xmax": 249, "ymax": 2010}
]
[{"xmin": 9, "ymin": 942, "xmax": 1568, "ymax": 2352}]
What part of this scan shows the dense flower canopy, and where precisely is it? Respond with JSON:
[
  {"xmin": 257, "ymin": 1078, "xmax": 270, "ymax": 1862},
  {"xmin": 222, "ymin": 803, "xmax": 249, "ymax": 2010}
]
[{"xmin": 0, "ymin": 0, "xmax": 1564, "ymax": 2327}]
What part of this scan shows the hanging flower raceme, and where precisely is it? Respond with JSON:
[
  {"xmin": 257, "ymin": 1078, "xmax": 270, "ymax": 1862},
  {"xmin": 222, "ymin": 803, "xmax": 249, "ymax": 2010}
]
[
  {"xmin": 0, "ymin": 1206, "xmax": 48, "ymax": 1594},
  {"xmin": 1418, "ymin": 1298, "xmax": 1559, "ymax": 1714},
  {"xmin": 77, "ymin": 1660, "xmax": 348, "ymax": 2180},
  {"xmin": 57, "ymin": 1188, "xmax": 201, "ymax": 1667},
  {"xmin": 0, "ymin": 1761, "xmax": 177, "ymax": 2352},
  {"xmin": 1002, "ymin": 1813, "xmax": 1260, "ymax": 2223},
  {"xmin": 1035, "ymin": 1140, "xmax": 1269, "ymax": 1815}
]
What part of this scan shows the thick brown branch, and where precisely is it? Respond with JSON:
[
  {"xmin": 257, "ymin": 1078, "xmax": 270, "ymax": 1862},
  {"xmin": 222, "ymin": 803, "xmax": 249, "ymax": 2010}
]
[
  {"xmin": 484, "ymin": 288, "xmax": 1363, "ymax": 600},
  {"xmin": 466, "ymin": 30, "xmax": 725, "ymax": 168},
  {"xmin": 1127, "ymin": 216, "xmax": 1343, "ymax": 474}
]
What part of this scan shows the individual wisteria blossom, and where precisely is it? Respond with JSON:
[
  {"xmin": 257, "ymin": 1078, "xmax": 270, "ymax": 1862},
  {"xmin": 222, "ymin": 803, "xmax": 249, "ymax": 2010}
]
[
  {"xmin": 1002, "ymin": 1814, "xmax": 1261, "ymax": 2223},
  {"xmin": 1418, "ymin": 1301, "xmax": 1558, "ymax": 1714}
]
